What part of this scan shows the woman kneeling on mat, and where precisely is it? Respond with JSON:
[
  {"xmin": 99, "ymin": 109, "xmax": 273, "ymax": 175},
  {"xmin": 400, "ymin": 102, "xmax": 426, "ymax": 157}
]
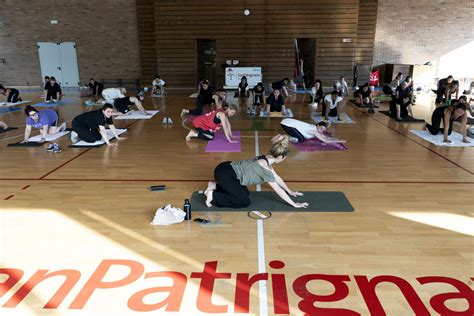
[
  {"xmin": 22, "ymin": 105, "xmax": 66, "ymax": 143},
  {"xmin": 423, "ymin": 102, "xmax": 469, "ymax": 143},
  {"xmin": 323, "ymin": 90, "xmax": 344, "ymax": 120},
  {"xmin": 203, "ymin": 135, "xmax": 308, "ymax": 208},
  {"xmin": 389, "ymin": 81, "xmax": 414, "ymax": 121},
  {"xmin": 71, "ymin": 103, "xmax": 125, "ymax": 147},
  {"xmin": 185, "ymin": 104, "xmax": 237, "ymax": 143},
  {"xmin": 0, "ymin": 85, "xmax": 22, "ymax": 103},
  {"xmin": 353, "ymin": 83, "xmax": 373, "ymax": 106},
  {"xmin": 280, "ymin": 118, "xmax": 345, "ymax": 144},
  {"xmin": 113, "ymin": 95, "xmax": 148, "ymax": 116}
]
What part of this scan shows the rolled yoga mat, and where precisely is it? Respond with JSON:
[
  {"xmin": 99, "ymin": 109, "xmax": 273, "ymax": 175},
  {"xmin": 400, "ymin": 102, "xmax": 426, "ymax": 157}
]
[
  {"xmin": 205, "ymin": 131, "xmax": 241, "ymax": 153},
  {"xmin": 190, "ymin": 191, "xmax": 354, "ymax": 212},
  {"xmin": 114, "ymin": 110, "xmax": 160, "ymax": 120},
  {"xmin": 379, "ymin": 111, "xmax": 425, "ymax": 122}
]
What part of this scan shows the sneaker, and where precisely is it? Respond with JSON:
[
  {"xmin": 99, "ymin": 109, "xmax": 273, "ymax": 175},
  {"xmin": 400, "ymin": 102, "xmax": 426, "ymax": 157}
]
[
  {"xmin": 288, "ymin": 136, "xmax": 299, "ymax": 143},
  {"xmin": 85, "ymin": 100, "xmax": 94, "ymax": 106},
  {"xmin": 71, "ymin": 131, "xmax": 79, "ymax": 143},
  {"xmin": 45, "ymin": 144, "xmax": 55, "ymax": 152},
  {"xmin": 167, "ymin": 117, "xmax": 173, "ymax": 124},
  {"xmin": 53, "ymin": 143, "xmax": 62, "ymax": 153},
  {"xmin": 162, "ymin": 117, "xmax": 167, "ymax": 124},
  {"xmin": 246, "ymin": 108, "xmax": 251, "ymax": 115},
  {"xmin": 250, "ymin": 108, "xmax": 256, "ymax": 115}
]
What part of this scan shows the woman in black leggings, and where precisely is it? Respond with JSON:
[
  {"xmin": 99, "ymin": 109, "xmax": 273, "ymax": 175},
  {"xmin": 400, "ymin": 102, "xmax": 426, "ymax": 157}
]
[
  {"xmin": 202, "ymin": 135, "xmax": 308, "ymax": 209},
  {"xmin": 424, "ymin": 103, "xmax": 469, "ymax": 143},
  {"xmin": 0, "ymin": 85, "xmax": 22, "ymax": 103}
]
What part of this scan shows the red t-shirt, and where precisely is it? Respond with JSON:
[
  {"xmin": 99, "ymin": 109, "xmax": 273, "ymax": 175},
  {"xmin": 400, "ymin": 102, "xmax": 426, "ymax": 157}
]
[{"xmin": 192, "ymin": 110, "xmax": 223, "ymax": 132}]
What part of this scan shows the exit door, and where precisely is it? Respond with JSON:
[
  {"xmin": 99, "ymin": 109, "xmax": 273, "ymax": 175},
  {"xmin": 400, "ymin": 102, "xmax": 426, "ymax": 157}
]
[
  {"xmin": 196, "ymin": 39, "xmax": 217, "ymax": 86},
  {"xmin": 296, "ymin": 38, "xmax": 316, "ymax": 86},
  {"xmin": 37, "ymin": 42, "xmax": 80, "ymax": 87}
]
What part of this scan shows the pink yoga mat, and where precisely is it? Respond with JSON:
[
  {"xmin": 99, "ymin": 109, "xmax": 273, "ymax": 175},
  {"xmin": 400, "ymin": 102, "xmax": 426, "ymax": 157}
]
[
  {"xmin": 205, "ymin": 131, "xmax": 241, "ymax": 152},
  {"xmin": 293, "ymin": 137, "xmax": 347, "ymax": 152}
]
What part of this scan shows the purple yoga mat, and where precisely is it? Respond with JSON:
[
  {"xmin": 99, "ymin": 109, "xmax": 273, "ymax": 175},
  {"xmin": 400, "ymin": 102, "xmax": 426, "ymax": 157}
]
[
  {"xmin": 293, "ymin": 137, "xmax": 348, "ymax": 152},
  {"xmin": 205, "ymin": 131, "xmax": 241, "ymax": 152}
]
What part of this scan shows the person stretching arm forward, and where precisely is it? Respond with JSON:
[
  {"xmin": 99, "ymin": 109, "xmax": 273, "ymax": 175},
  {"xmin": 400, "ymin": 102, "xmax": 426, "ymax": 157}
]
[
  {"xmin": 71, "ymin": 103, "xmax": 126, "ymax": 147},
  {"xmin": 203, "ymin": 135, "xmax": 308, "ymax": 208},
  {"xmin": 280, "ymin": 118, "xmax": 345, "ymax": 144},
  {"xmin": 185, "ymin": 105, "xmax": 237, "ymax": 143}
]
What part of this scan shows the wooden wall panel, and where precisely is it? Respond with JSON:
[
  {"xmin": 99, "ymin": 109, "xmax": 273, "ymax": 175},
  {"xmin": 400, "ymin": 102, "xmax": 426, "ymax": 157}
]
[
  {"xmin": 135, "ymin": 0, "xmax": 158, "ymax": 83},
  {"xmin": 354, "ymin": 0, "xmax": 378, "ymax": 84},
  {"xmin": 137, "ymin": 0, "xmax": 377, "ymax": 87}
]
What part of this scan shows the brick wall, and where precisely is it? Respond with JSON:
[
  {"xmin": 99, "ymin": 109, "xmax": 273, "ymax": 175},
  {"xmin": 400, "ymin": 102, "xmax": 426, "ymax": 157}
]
[
  {"xmin": 0, "ymin": 0, "xmax": 141, "ymax": 86},
  {"xmin": 373, "ymin": 0, "xmax": 474, "ymax": 78}
]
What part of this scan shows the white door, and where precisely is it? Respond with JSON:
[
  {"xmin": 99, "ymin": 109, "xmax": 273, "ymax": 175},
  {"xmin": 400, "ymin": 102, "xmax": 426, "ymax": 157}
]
[
  {"xmin": 37, "ymin": 42, "xmax": 80, "ymax": 87},
  {"xmin": 37, "ymin": 42, "xmax": 63, "ymax": 84},
  {"xmin": 58, "ymin": 42, "xmax": 80, "ymax": 87}
]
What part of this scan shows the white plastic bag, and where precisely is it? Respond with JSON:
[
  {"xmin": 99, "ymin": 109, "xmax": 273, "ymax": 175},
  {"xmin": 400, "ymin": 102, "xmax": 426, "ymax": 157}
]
[{"xmin": 151, "ymin": 204, "xmax": 186, "ymax": 226}]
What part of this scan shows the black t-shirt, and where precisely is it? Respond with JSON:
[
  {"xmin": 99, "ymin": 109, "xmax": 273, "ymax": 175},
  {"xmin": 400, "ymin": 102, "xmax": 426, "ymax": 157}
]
[
  {"xmin": 46, "ymin": 82, "xmax": 62, "ymax": 95},
  {"xmin": 253, "ymin": 86, "xmax": 264, "ymax": 95},
  {"xmin": 355, "ymin": 88, "xmax": 371, "ymax": 98},
  {"xmin": 272, "ymin": 80, "xmax": 286, "ymax": 90},
  {"xmin": 239, "ymin": 82, "xmax": 248, "ymax": 90},
  {"xmin": 267, "ymin": 93, "xmax": 285, "ymax": 111},
  {"xmin": 89, "ymin": 81, "xmax": 103, "ymax": 90},
  {"xmin": 75, "ymin": 110, "xmax": 113, "ymax": 129},
  {"xmin": 396, "ymin": 86, "xmax": 411, "ymax": 101}
]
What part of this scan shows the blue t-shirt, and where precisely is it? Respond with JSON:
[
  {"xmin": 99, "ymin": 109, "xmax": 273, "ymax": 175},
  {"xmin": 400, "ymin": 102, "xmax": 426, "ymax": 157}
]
[{"xmin": 26, "ymin": 109, "xmax": 58, "ymax": 129}]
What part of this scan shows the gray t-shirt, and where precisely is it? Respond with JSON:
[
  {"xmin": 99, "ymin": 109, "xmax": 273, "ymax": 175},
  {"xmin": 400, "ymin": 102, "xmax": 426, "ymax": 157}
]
[{"xmin": 231, "ymin": 157, "xmax": 276, "ymax": 185}]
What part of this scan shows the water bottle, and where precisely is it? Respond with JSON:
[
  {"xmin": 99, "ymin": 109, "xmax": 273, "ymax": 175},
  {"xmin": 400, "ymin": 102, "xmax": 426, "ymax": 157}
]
[{"xmin": 184, "ymin": 199, "xmax": 191, "ymax": 220}]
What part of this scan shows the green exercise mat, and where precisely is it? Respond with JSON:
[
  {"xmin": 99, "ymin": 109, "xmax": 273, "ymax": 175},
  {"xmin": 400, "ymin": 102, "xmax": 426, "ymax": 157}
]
[{"xmin": 190, "ymin": 191, "xmax": 354, "ymax": 212}]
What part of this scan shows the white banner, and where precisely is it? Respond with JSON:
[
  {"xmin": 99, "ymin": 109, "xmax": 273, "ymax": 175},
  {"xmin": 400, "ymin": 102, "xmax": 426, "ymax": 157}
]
[{"xmin": 225, "ymin": 67, "xmax": 262, "ymax": 88}]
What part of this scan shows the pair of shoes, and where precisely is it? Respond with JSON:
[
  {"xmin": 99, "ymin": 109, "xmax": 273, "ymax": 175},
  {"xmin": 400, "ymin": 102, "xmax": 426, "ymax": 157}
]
[
  {"xmin": 162, "ymin": 117, "xmax": 173, "ymax": 125},
  {"xmin": 46, "ymin": 143, "xmax": 62, "ymax": 153},
  {"xmin": 70, "ymin": 131, "xmax": 79, "ymax": 143},
  {"xmin": 250, "ymin": 108, "xmax": 256, "ymax": 115}
]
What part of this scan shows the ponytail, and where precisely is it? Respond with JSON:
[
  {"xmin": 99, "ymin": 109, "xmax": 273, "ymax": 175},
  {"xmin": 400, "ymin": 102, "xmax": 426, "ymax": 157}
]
[{"xmin": 269, "ymin": 135, "xmax": 289, "ymax": 158}]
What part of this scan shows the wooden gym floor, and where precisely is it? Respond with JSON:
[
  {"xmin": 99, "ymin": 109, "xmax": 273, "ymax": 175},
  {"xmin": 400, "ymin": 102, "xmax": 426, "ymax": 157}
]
[{"xmin": 0, "ymin": 89, "xmax": 472, "ymax": 315}]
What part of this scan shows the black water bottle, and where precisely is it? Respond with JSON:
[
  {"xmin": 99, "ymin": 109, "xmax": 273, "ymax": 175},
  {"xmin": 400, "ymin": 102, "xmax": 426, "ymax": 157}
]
[{"xmin": 184, "ymin": 199, "xmax": 191, "ymax": 220}]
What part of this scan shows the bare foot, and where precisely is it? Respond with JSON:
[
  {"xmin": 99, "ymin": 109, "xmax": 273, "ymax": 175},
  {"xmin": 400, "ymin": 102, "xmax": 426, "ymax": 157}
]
[
  {"xmin": 422, "ymin": 122, "xmax": 427, "ymax": 131},
  {"xmin": 204, "ymin": 190, "xmax": 214, "ymax": 207},
  {"xmin": 185, "ymin": 130, "xmax": 195, "ymax": 141},
  {"xmin": 204, "ymin": 181, "xmax": 217, "ymax": 195}
]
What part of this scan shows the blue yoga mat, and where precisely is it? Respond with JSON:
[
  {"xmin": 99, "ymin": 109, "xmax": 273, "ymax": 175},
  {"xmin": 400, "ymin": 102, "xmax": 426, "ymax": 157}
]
[
  {"xmin": 0, "ymin": 107, "xmax": 21, "ymax": 115},
  {"xmin": 32, "ymin": 100, "xmax": 69, "ymax": 107}
]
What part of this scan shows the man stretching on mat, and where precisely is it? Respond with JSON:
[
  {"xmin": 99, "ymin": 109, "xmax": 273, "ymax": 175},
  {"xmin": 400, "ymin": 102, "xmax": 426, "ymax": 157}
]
[
  {"xmin": 280, "ymin": 118, "xmax": 346, "ymax": 144},
  {"xmin": 185, "ymin": 104, "xmax": 237, "ymax": 143},
  {"xmin": 203, "ymin": 135, "xmax": 308, "ymax": 208},
  {"xmin": 71, "ymin": 103, "xmax": 125, "ymax": 147}
]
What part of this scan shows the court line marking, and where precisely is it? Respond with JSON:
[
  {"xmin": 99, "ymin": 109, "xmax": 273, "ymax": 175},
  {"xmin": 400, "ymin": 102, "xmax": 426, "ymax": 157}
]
[
  {"xmin": 255, "ymin": 130, "xmax": 268, "ymax": 316},
  {"xmin": 4, "ymin": 195, "xmax": 15, "ymax": 200},
  {"xmin": 37, "ymin": 121, "xmax": 139, "ymax": 179},
  {"xmin": 351, "ymin": 106, "xmax": 474, "ymax": 175},
  {"xmin": 0, "ymin": 178, "xmax": 472, "ymax": 184}
]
